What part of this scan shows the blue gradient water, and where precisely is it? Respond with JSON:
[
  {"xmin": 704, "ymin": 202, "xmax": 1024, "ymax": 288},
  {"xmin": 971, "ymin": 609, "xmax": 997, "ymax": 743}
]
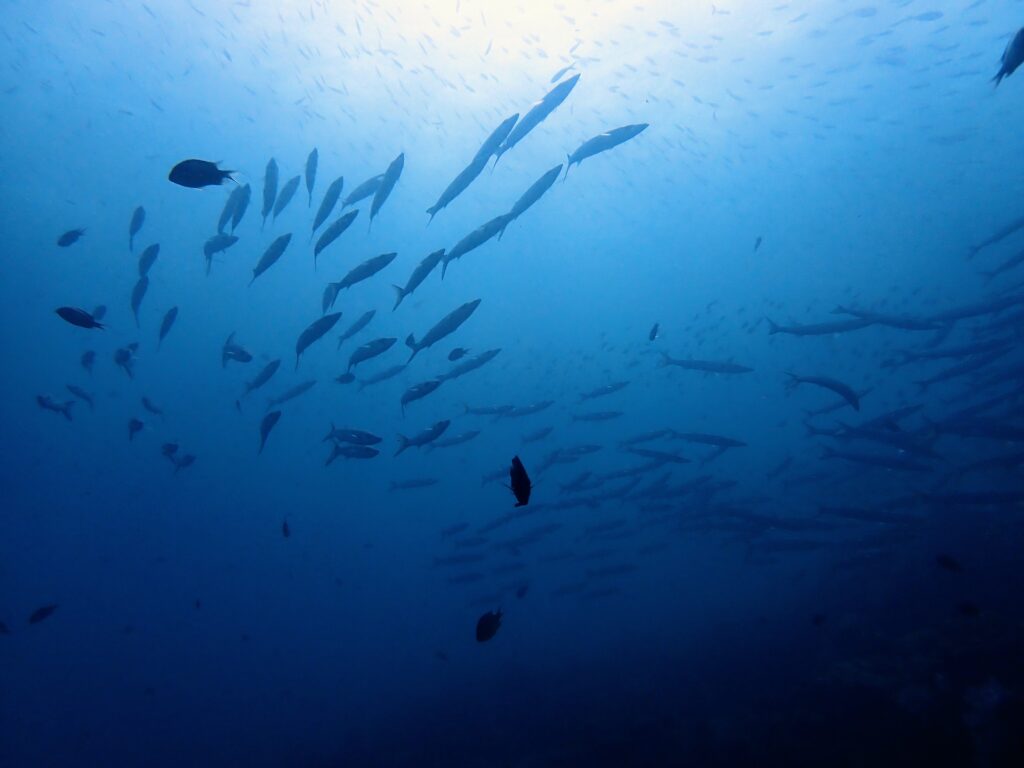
[{"xmin": 2, "ymin": 2, "xmax": 1024, "ymax": 766}]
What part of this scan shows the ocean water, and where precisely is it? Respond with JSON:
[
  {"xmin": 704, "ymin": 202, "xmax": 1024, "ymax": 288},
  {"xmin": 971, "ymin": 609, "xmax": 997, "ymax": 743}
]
[{"xmin": 3, "ymin": 1, "xmax": 1024, "ymax": 765}]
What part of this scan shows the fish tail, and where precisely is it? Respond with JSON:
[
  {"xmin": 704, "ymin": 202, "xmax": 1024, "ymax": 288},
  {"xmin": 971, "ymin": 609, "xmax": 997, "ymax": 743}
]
[
  {"xmin": 295, "ymin": 356, "xmax": 300, "ymax": 372},
  {"xmin": 394, "ymin": 435, "xmax": 409, "ymax": 457},
  {"xmin": 766, "ymin": 317, "xmax": 781, "ymax": 334},
  {"xmin": 391, "ymin": 285, "xmax": 405, "ymax": 311},
  {"xmin": 323, "ymin": 422, "xmax": 335, "ymax": 442},
  {"xmin": 440, "ymin": 259, "xmax": 449, "ymax": 279},
  {"xmin": 563, "ymin": 155, "xmax": 571, "ymax": 182},
  {"xmin": 426, "ymin": 206, "xmax": 437, "ymax": 225}
]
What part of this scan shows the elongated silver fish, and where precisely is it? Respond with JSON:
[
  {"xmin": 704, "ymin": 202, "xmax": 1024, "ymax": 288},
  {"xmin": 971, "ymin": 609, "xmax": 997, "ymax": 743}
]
[
  {"xmin": 314, "ymin": 210, "xmax": 358, "ymax": 268},
  {"xmin": 392, "ymin": 248, "xmax": 445, "ymax": 310},
  {"xmin": 349, "ymin": 337, "xmax": 397, "ymax": 371},
  {"xmin": 495, "ymin": 74, "xmax": 580, "ymax": 163},
  {"xmin": 273, "ymin": 175, "xmax": 301, "ymax": 219},
  {"xmin": 295, "ymin": 312, "xmax": 342, "ymax": 370},
  {"xmin": 565, "ymin": 123, "xmax": 649, "ymax": 178},
  {"xmin": 312, "ymin": 176, "xmax": 344, "ymax": 235},
  {"xmin": 251, "ymin": 233, "xmax": 292, "ymax": 284},
  {"xmin": 261, "ymin": 157, "xmax": 278, "ymax": 228},
  {"xmin": 369, "ymin": 153, "xmax": 404, "ymax": 229},
  {"xmin": 406, "ymin": 299, "xmax": 481, "ymax": 360},
  {"xmin": 323, "ymin": 253, "xmax": 397, "ymax": 311},
  {"xmin": 305, "ymin": 147, "xmax": 318, "ymax": 206}
]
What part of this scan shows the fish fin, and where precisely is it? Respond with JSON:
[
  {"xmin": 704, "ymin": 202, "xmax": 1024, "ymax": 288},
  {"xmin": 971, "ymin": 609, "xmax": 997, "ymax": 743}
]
[
  {"xmin": 394, "ymin": 435, "xmax": 409, "ymax": 457},
  {"xmin": 562, "ymin": 155, "xmax": 571, "ymax": 182},
  {"xmin": 391, "ymin": 285, "xmax": 405, "ymax": 311},
  {"xmin": 766, "ymin": 317, "xmax": 781, "ymax": 334}
]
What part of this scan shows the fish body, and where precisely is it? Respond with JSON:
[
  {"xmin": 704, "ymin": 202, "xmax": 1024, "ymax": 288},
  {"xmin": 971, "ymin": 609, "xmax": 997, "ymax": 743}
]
[
  {"xmin": 448, "ymin": 348, "xmax": 469, "ymax": 361},
  {"xmin": 565, "ymin": 123, "xmax": 649, "ymax": 177},
  {"xmin": 499, "ymin": 165, "xmax": 561, "ymax": 240},
  {"xmin": 137, "ymin": 243, "xmax": 160, "ymax": 277},
  {"xmin": 80, "ymin": 350, "xmax": 95, "ymax": 373},
  {"xmin": 369, "ymin": 152, "xmax": 404, "ymax": 227},
  {"xmin": 129, "ymin": 206, "xmax": 145, "ymax": 251},
  {"xmin": 56, "ymin": 307, "xmax": 103, "ymax": 329},
  {"xmin": 323, "ymin": 425, "xmax": 382, "ymax": 445},
  {"xmin": 499, "ymin": 400, "xmax": 555, "ymax": 419},
  {"xmin": 401, "ymin": 379, "xmax": 443, "ymax": 413},
  {"xmin": 230, "ymin": 184, "xmax": 251, "ymax": 231},
  {"xmin": 787, "ymin": 373, "xmax": 860, "ymax": 411},
  {"xmin": 305, "ymin": 147, "xmax": 318, "ymax": 206},
  {"xmin": 158, "ymin": 306, "xmax": 178, "ymax": 347},
  {"xmin": 390, "ymin": 478, "xmax": 438, "ymax": 490},
  {"xmin": 509, "ymin": 456, "xmax": 532, "ymax": 506},
  {"xmin": 994, "ymin": 27, "xmax": 1024, "ymax": 85},
  {"xmin": 28, "ymin": 605, "xmax": 58, "ymax": 624},
  {"xmin": 342, "ymin": 173, "xmax": 383, "ymax": 208},
  {"xmin": 475, "ymin": 610, "xmax": 502, "ymax": 642},
  {"xmin": 243, "ymin": 359, "xmax": 281, "ymax": 397},
  {"xmin": 425, "ymin": 430, "xmax": 480, "ymax": 450},
  {"xmin": 326, "ymin": 253, "xmax": 397, "ymax": 308},
  {"xmin": 312, "ymin": 176, "xmax": 344, "ymax": 234},
  {"xmin": 251, "ymin": 233, "xmax": 292, "ymax": 284},
  {"xmin": 579, "ymin": 381, "xmax": 629, "ymax": 401},
  {"xmin": 426, "ymin": 156, "xmax": 489, "ymax": 222},
  {"xmin": 266, "ymin": 380, "xmax": 316, "ymax": 410},
  {"xmin": 273, "ymin": 175, "xmax": 300, "ymax": 219},
  {"xmin": 571, "ymin": 410, "xmax": 623, "ymax": 422},
  {"xmin": 313, "ymin": 210, "xmax": 358, "ymax": 267},
  {"xmin": 337, "ymin": 310, "xmax": 375, "ymax": 349},
  {"xmin": 349, "ymin": 337, "xmax": 397, "ymax": 370},
  {"xmin": 438, "ymin": 348, "xmax": 501, "ymax": 382},
  {"xmin": 496, "ymin": 73, "xmax": 580, "ymax": 162},
  {"xmin": 392, "ymin": 248, "xmax": 445, "ymax": 309},
  {"xmin": 660, "ymin": 354, "xmax": 752, "ymax": 373},
  {"xmin": 169, "ymin": 159, "xmax": 234, "ymax": 188},
  {"xmin": 141, "ymin": 396, "xmax": 164, "ymax": 418},
  {"xmin": 130, "ymin": 276, "xmax": 149, "ymax": 327},
  {"xmin": 36, "ymin": 395, "xmax": 74, "ymax": 420},
  {"xmin": 128, "ymin": 417, "xmax": 144, "ymax": 440},
  {"xmin": 767, "ymin": 317, "xmax": 874, "ymax": 336},
  {"xmin": 442, "ymin": 215, "xmax": 512, "ymax": 276},
  {"xmin": 114, "ymin": 345, "xmax": 137, "ymax": 379},
  {"xmin": 395, "ymin": 420, "xmax": 450, "ymax": 456},
  {"xmin": 259, "ymin": 411, "xmax": 281, "ymax": 454},
  {"xmin": 358, "ymin": 363, "xmax": 407, "ymax": 389},
  {"xmin": 217, "ymin": 186, "xmax": 242, "ymax": 233},
  {"xmin": 406, "ymin": 299, "xmax": 481, "ymax": 359},
  {"xmin": 295, "ymin": 312, "xmax": 342, "ymax": 369},
  {"xmin": 649, "ymin": 323, "xmax": 659, "ymax": 341},
  {"xmin": 326, "ymin": 443, "xmax": 380, "ymax": 464},
  {"xmin": 473, "ymin": 113, "xmax": 519, "ymax": 165},
  {"xmin": 261, "ymin": 158, "xmax": 278, "ymax": 226},
  {"xmin": 203, "ymin": 234, "xmax": 239, "ymax": 274},
  {"xmin": 221, "ymin": 332, "xmax": 253, "ymax": 367}
]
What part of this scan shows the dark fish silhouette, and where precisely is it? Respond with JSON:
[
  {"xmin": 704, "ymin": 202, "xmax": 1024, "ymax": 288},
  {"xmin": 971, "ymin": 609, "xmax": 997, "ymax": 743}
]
[
  {"xmin": 336, "ymin": 310, "xmax": 375, "ymax": 349},
  {"xmin": 158, "ymin": 306, "xmax": 178, "ymax": 347},
  {"xmin": 57, "ymin": 229, "xmax": 85, "ymax": 247},
  {"xmin": 395, "ymin": 420, "xmax": 450, "ymax": 456},
  {"xmin": 28, "ymin": 604, "xmax": 58, "ymax": 625},
  {"xmin": 282, "ymin": 519, "xmax": 291, "ymax": 538},
  {"xmin": 203, "ymin": 234, "xmax": 239, "ymax": 275},
  {"xmin": 565, "ymin": 123, "xmax": 648, "ymax": 178},
  {"xmin": 36, "ymin": 395, "xmax": 74, "ymax": 421},
  {"xmin": 222, "ymin": 332, "xmax": 253, "ymax": 367},
  {"xmin": 754, "ymin": 236, "xmax": 762, "ymax": 252},
  {"xmin": 993, "ymin": 27, "xmax": 1024, "ymax": 85},
  {"xmin": 392, "ymin": 248, "xmax": 445, "ymax": 310},
  {"xmin": 80, "ymin": 350, "xmax": 95, "ymax": 374},
  {"xmin": 368, "ymin": 153, "xmax": 404, "ymax": 229},
  {"xmin": 295, "ymin": 312, "xmax": 342, "ymax": 369},
  {"xmin": 314, "ymin": 210, "xmax": 358, "ymax": 268},
  {"xmin": 335, "ymin": 372, "xmax": 356, "ymax": 385},
  {"xmin": 312, "ymin": 176, "xmax": 344, "ymax": 235},
  {"xmin": 56, "ymin": 307, "xmax": 103, "ymax": 329},
  {"xmin": 475, "ymin": 610, "xmax": 502, "ymax": 642},
  {"xmin": 168, "ymin": 159, "xmax": 234, "ymax": 188},
  {"xmin": 786, "ymin": 373, "xmax": 860, "ymax": 411},
  {"xmin": 66, "ymin": 384, "xmax": 94, "ymax": 410},
  {"xmin": 266, "ymin": 380, "xmax": 316, "ymax": 410},
  {"xmin": 114, "ymin": 344, "xmax": 138, "ymax": 379},
  {"xmin": 243, "ymin": 359, "xmax": 281, "ymax": 398},
  {"xmin": 442, "ymin": 215, "xmax": 512, "ymax": 277},
  {"xmin": 448, "ymin": 348, "xmax": 469, "ymax": 361},
  {"xmin": 137, "ymin": 243, "xmax": 159, "ymax": 277},
  {"xmin": 496, "ymin": 73, "xmax": 580, "ymax": 163},
  {"xmin": 261, "ymin": 158, "xmax": 278, "ymax": 227},
  {"xmin": 92, "ymin": 305, "xmax": 107, "ymax": 321},
  {"xmin": 217, "ymin": 185, "xmax": 243, "ymax": 234},
  {"xmin": 305, "ymin": 147, "xmax": 318, "ymax": 206},
  {"xmin": 259, "ymin": 411, "xmax": 281, "ymax": 454},
  {"xmin": 509, "ymin": 456, "xmax": 532, "ymax": 506},
  {"xmin": 342, "ymin": 173, "xmax": 384, "ymax": 208},
  {"xmin": 324, "ymin": 253, "xmax": 397, "ymax": 311},
  {"xmin": 400, "ymin": 379, "xmax": 443, "ymax": 414},
  {"xmin": 349, "ymin": 337, "xmax": 397, "ymax": 370},
  {"xmin": 129, "ymin": 206, "xmax": 145, "ymax": 251},
  {"xmin": 141, "ymin": 396, "xmax": 164, "ymax": 418},
  {"xmin": 406, "ymin": 299, "xmax": 481, "ymax": 360},
  {"xmin": 499, "ymin": 165, "xmax": 560, "ymax": 240},
  {"xmin": 128, "ymin": 417, "xmax": 144, "ymax": 441},
  {"xmin": 130, "ymin": 276, "xmax": 149, "ymax": 327},
  {"xmin": 251, "ymin": 233, "xmax": 292, "ymax": 284},
  {"xmin": 273, "ymin": 175, "xmax": 301, "ymax": 219},
  {"xmin": 230, "ymin": 184, "xmax": 251, "ymax": 231}
]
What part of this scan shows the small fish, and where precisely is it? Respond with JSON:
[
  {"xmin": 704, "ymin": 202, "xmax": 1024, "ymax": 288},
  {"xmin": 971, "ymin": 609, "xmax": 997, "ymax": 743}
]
[
  {"xmin": 128, "ymin": 417, "xmax": 144, "ymax": 441},
  {"xmin": 312, "ymin": 176, "xmax": 344, "ymax": 235},
  {"xmin": 243, "ymin": 359, "xmax": 281, "ymax": 398},
  {"xmin": 395, "ymin": 420, "xmax": 450, "ymax": 456},
  {"xmin": 203, "ymin": 234, "xmax": 239, "ymax": 275},
  {"xmin": 660, "ymin": 354, "xmax": 753, "ymax": 374},
  {"xmin": 786, "ymin": 373, "xmax": 860, "ymax": 411},
  {"xmin": 295, "ymin": 312, "xmax": 342, "ymax": 370},
  {"xmin": 324, "ymin": 252, "xmax": 397, "ymax": 310},
  {"xmin": 754, "ymin": 236, "xmax": 763, "ymax": 252},
  {"xmin": 994, "ymin": 27, "xmax": 1024, "ymax": 86},
  {"xmin": 475, "ymin": 610, "xmax": 502, "ymax": 642},
  {"xmin": 349, "ymin": 337, "xmax": 397, "ymax": 371},
  {"xmin": 400, "ymin": 379, "xmax": 443, "ymax": 414},
  {"xmin": 130, "ymin": 276, "xmax": 149, "ymax": 327},
  {"xmin": 261, "ymin": 158, "xmax": 279, "ymax": 227},
  {"xmin": 217, "ymin": 186, "xmax": 243, "ymax": 234},
  {"xmin": 392, "ymin": 248, "xmax": 445, "ymax": 310},
  {"xmin": 442, "ymin": 216, "xmax": 511, "ymax": 277},
  {"xmin": 341, "ymin": 173, "xmax": 384, "ymax": 208},
  {"xmin": 57, "ymin": 228, "xmax": 85, "ymax": 247},
  {"xmin": 56, "ymin": 307, "xmax": 104, "ymax": 329},
  {"xmin": 496, "ymin": 73, "xmax": 580, "ymax": 163},
  {"xmin": 65, "ymin": 384, "xmax": 94, "ymax": 410},
  {"xmin": 313, "ymin": 210, "xmax": 358, "ymax": 268},
  {"xmin": 172, "ymin": 453, "xmax": 196, "ymax": 474},
  {"xmin": 129, "ymin": 206, "xmax": 145, "ymax": 251},
  {"xmin": 500, "ymin": 166, "xmax": 561, "ymax": 240},
  {"xmin": 168, "ymin": 159, "xmax": 234, "ymax": 188},
  {"xmin": 334, "ymin": 372, "xmax": 356, "ymax": 385},
  {"xmin": 282, "ymin": 519, "xmax": 291, "ymax": 538},
  {"xmin": 114, "ymin": 344, "xmax": 137, "ymax": 379},
  {"xmin": 564, "ymin": 123, "xmax": 648, "ymax": 179},
  {"xmin": 305, "ymin": 147, "xmax": 318, "ymax": 206},
  {"xmin": 230, "ymin": 184, "xmax": 251, "ymax": 231},
  {"xmin": 141, "ymin": 397, "xmax": 163, "ymax": 418},
  {"xmin": 325, "ymin": 443, "xmax": 380, "ymax": 464},
  {"xmin": 368, "ymin": 152, "xmax": 404, "ymax": 229},
  {"xmin": 272, "ymin": 175, "xmax": 301, "ymax": 219},
  {"xmin": 323, "ymin": 425, "xmax": 382, "ymax": 445},
  {"xmin": 406, "ymin": 299, "xmax": 481, "ymax": 360},
  {"xmin": 336, "ymin": 310, "xmax": 375, "ymax": 349},
  {"xmin": 448, "ymin": 348, "xmax": 469, "ymax": 361},
  {"xmin": 28, "ymin": 604, "xmax": 58, "ymax": 625},
  {"xmin": 389, "ymin": 478, "xmax": 439, "ymax": 490},
  {"xmin": 137, "ymin": 243, "xmax": 160, "ymax": 277},
  {"xmin": 509, "ymin": 456, "xmax": 532, "ymax": 506},
  {"xmin": 266, "ymin": 380, "xmax": 316, "ymax": 410},
  {"xmin": 36, "ymin": 395, "xmax": 74, "ymax": 421},
  {"xmin": 259, "ymin": 411, "xmax": 281, "ymax": 454},
  {"xmin": 251, "ymin": 233, "xmax": 292, "ymax": 284},
  {"xmin": 158, "ymin": 306, "xmax": 178, "ymax": 347},
  {"xmin": 221, "ymin": 332, "xmax": 253, "ymax": 367},
  {"xmin": 161, "ymin": 443, "xmax": 178, "ymax": 458},
  {"xmin": 80, "ymin": 350, "xmax": 95, "ymax": 374}
]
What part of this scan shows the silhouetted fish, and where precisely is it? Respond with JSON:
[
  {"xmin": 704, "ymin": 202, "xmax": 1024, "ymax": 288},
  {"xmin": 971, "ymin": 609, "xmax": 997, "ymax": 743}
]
[
  {"xmin": 259, "ymin": 411, "xmax": 281, "ymax": 454},
  {"xmin": 130, "ymin": 276, "xmax": 149, "ymax": 327},
  {"xmin": 56, "ymin": 307, "xmax": 103, "ymax": 329},
  {"xmin": 129, "ymin": 206, "xmax": 145, "ymax": 251},
  {"xmin": 406, "ymin": 299, "xmax": 481, "ymax": 360},
  {"xmin": 158, "ymin": 306, "xmax": 178, "ymax": 347},
  {"xmin": 314, "ymin": 210, "xmax": 358, "ymax": 268},
  {"xmin": 312, "ymin": 176, "xmax": 344, "ymax": 235},
  {"xmin": 496, "ymin": 73, "xmax": 580, "ymax": 163},
  {"xmin": 368, "ymin": 153, "xmax": 404, "ymax": 228},
  {"xmin": 251, "ymin": 233, "xmax": 292, "ymax": 284},
  {"xmin": 28, "ymin": 605, "xmax": 58, "ymax": 625},
  {"xmin": 261, "ymin": 158, "xmax": 278, "ymax": 227},
  {"xmin": 993, "ymin": 27, "xmax": 1024, "ymax": 85},
  {"xmin": 169, "ymin": 159, "xmax": 234, "ymax": 188},
  {"xmin": 137, "ymin": 243, "xmax": 160, "ymax": 277},
  {"xmin": 475, "ymin": 610, "xmax": 502, "ymax": 642},
  {"xmin": 295, "ymin": 312, "xmax": 342, "ymax": 369},
  {"xmin": 273, "ymin": 175, "xmax": 300, "ymax": 219},
  {"xmin": 392, "ymin": 248, "xmax": 445, "ymax": 310},
  {"xmin": 509, "ymin": 456, "xmax": 532, "ymax": 506},
  {"xmin": 57, "ymin": 228, "xmax": 85, "ymax": 247},
  {"xmin": 336, "ymin": 310, "xmax": 375, "ymax": 350},
  {"xmin": 305, "ymin": 147, "xmax": 318, "ymax": 206},
  {"xmin": 565, "ymin": 123, "xmax": 648, "ymax": 178}
]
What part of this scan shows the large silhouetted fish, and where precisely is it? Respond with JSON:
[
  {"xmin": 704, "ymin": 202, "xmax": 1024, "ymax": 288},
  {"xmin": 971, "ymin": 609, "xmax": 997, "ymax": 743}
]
[
  {"xmin": 475, "ymin": 610, "xmax": 502, "ymax": 642},
  {"xmin": 565, "ymin": 123, "xmax": 649, "ymax": 178},
  {"xmin": 509, "ymin": 456, "xmax": 532, "ymax": 506},
  {"xmin": 169, "ymin": 159, "xmax": 234, "ymax": 188},
  {"xmin": 994, "ymin": 27, "xmax": 1024, "ymax": 86}
]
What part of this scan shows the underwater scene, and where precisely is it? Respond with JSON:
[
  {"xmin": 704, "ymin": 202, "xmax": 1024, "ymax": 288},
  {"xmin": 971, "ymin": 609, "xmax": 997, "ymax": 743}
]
[{"xmin": 3, "ymin": 1, "xmax": 1024, "ymax": 765}]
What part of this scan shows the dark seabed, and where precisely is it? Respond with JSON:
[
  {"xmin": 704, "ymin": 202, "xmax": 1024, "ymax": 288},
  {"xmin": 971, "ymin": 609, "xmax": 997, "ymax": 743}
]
[{"xmin": 2, "ymin": 1, "xmax": 1024, "ymax": 766}]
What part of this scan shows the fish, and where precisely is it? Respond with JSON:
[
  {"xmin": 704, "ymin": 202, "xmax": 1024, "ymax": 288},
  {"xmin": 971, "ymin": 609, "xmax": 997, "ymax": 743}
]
[
  {"xmin": 401, "ymin": 379, "xmax": 443, "ymax": 414},
  {"xmin": 230, "ymin": 184, "xmax": 251, "ymax": 231},
  {"xmin": 36, "ymin": 395, "xmax": 74, "ymax": 420},
  {"xmin": 323, "ymin": 253, "xmax": 397, "ymax": 310},
  {"xmin": 243, "ymin": 359, "xmax": 281, "ymax": 398},
  {"xmin": 28, "ymin": 605, "xmax": 58, "ymax": 625},
  {"xmin": 358, "ymin": 363, "xmax": 407, "ymax": 389},
  {"xmin": 260, "ymin": 158, "xmax": 278, "ymax": 227},
  {"xmin": 158, "ymin": 306, "xmax": 178, "ymax": 347},
  {"xmin": 349, "ymin": 337, "xmax": 397, "ymax": 371},
  {"xmin": 313, "ymin": 210, "xmax": 358, "ymax": 268},
  {"xmin": 495, "ymin": 73, "xmax": 580, "ymax": 163},
  {"xmin": 649, "ymin": 323, "xmax": 659, "ymax": 341},
  {"xmin": 141, "ymin": 397, "xmax": 164, "ymax": 418},
  {"xmin": 786, "ymin": 373, "xmax": 860, "ymax": 411},
  {"xmin": 993, "ymin": 27, "xmax": 1024, "ymax": 85},
  {"xmin": 114, "ymin": 345, "xmax": 138, "ymax": 379},
  {"xmin": 565, "ymin": 123, "xmax": 649, "ymax": 178},
  {"xmin": 475, "ymin": 609, "xmax": 502, "ymax": 642},
  {"xmin": 509, "ymin": 456, "xmax": 532, "ymax": 506},
  {"xmin": 341, "ymin": 173, "xmax": 384, "ymax": 208},
  {"xmin": 522, "ymin": 426, "xmax": 554, "ymax": 443},
  {"xmin": 295, "ymin": 312, "xmax": 342, "ymax": 370},
  {"xmin": 305, "ymin": 147, "xmax": 318, "ymax": 206},
  {"xmin": 368, "ymin": 152, "xmax": 404, "ymax": 228},
  {"xmin": 498, "ymin": 165, "xmax": 561, "ymax": 240},
  {"xmin": 426, "ymin": 156, "xmax": 489, "ymax": 223},
  {"xmin": 336, "ymin": 310, "xmax": 376, "ymax": 349},
  {"xmin": 172, "ymin": 454, "xmax": 196, "ymax": 474},
  {"xmin": 80, "ymin": 350, "xmax": 95, "ymax": 374},
  {"xmin": 259, "ymin": 411, "xmax": 281, "ymax": 454},
  {"xmin": 766, "ymin": 317, "xmax": 874, "ymax": 336},
  {"xmin": 473, "ymin": 112, "xmax": 519, "ymax": 165},
  {"xmin": 820, "ymin": 446, "xmax": 930, "ymax": 472},
  {"xmin": 325, "ymin": 443, "xmax": 380, "ymax": 464},
  {"xmin": 498, "ymin": 401, "xmax": 555, "ymax": 419},
  {"xmin": 448, "ymin": 348, "xmax": 469, "ymax": 361},
  {"xmin": 272, "ymin": 175, "xmax": 301, "ymax": 219},
  {"xmin": 334, "ymin": 372, "xmax": 356, "ymax": 385},
  {"xmin": 203, "ymin": 234, "xmax": 239, "ymax": 275},
  {"xmin": 579, "ymin": 381, "xmax": 629, "ymax": 401},
  {"xmin": 442, "ymin": 215, "xmax": 512, "ymax": 277},
  {"xmin": 395, "ymin": 420, "xmax": 450, "ymax": 456},
  {"xmin": 282, "ymin": 520, "xmax": 291, "ymax": 538},
  {"xmin": 437, "ymin": 349, "xmax": 501, "ymax": 383},
  {"xmin": 266, "ymin": 380, "xmax": 316, "ymax": 410},
  {"xmin": 251, "ymin": 233, "xmax": 292, "ymax": 284},
  {"xmin": 406, "ymin": 299, "xmax": 481, "ymax": 360},
  {"xmin": 659, "ymin": 354, "xmax": 753, "ymax": 374},
  {"xmin": 754, "ymin": 236, "xmax": 762, "ymax": 252},
  {"xmin": 390, "ymin": 478, "xmax": 439, "ymax": 490},
  {"xmin": 130, "ymin": 276, "xmax": 149, "ymax": 327},
  {"xmin": 64, "ymin": 382, "xmax": 94, "ymax": 409},
  {"xmin": 831, "ymin": 306, "xmax": 940, "ymax": 331},
  {"xmin": 464, "ymin": 404, "xmax": 515, "ymax": 417},
  {"xmin": 57, "ymin": 228, "xmax": 85, "ymax": 247},
  {"xmin": 425, "ymin": 430, "xmax": 481, "ymax": 450},
  {"xmin": 221, "ymin": 332, "xmax": 253, "ymax": 367},
  {"xmin": 137, "ymin": 243, "xmax": 159, "ymax": 277},
  {"xmin": 624, "ymin": 447, "xmax": 689, "ymax": 464},
  {"xmin": 129, "ymin": 206, "xmax": 145, "ymax": 251},
  {"xmin": 670, "ymin": 432, "xmax": 746, "ymax": 448},
  {"xmin": 128, "ymin": 417, "xmax": 144, "ymax": 441},
  {"xmin": 168, "ymin": 159, "xmax": 234, "ymax": 188},
  {"xmin": 312, "ymin": 176, "xmax": 344, "ymax": 235},
  {"xmin": 56, "ymin": 307, "xmax": 103, "ymax": 329},
  {"xmin": 392, "ymin": 248, "xmax": 445, "ymax": 310},
  {"xmin": 217, "ymin": 186, "xmax": 242, "ymax": 234},
  {"xmin": 571, "ymin": 411, "xmax": 623, "ymax": 422},
  {"xmin": 91, "ymin": 305, "xmax": 107, "ymax": 321},
  {"xmin": 161, "ymin": 443, "xmax": 177, "ymax": 459},
  {"xmin": 322, "ymin": 425, "xmax": 382, "ymax": 445}
]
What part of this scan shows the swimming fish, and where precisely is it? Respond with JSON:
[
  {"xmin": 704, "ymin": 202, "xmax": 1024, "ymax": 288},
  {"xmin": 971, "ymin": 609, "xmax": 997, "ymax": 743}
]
[
  {"xmin": 130, "ymin": 276, "xmax": 149, "ymax": 327},
  {"xmin": 442, "ymin": 216, "xmax": 512, "ymax": 277},
  {"xmin": 36, "ymin": 395, "xmax": 74, "ymax": 421},
  {"xmin": 993, "ymin": 26, "xmax": 1024, "ymax": 85},
  {"xmin": 565, "ymin": 123, "xmax": 649, "ymax": 178},
  {"xmin": 475, "ymin": 610, "xmax": 502, "ymax": 642},
  {"xmin": 406, "ymin": 299, "xmax": 481, "ymax": 360},
  {"xmin": 312, "ymin": 176, "xmax": 344, "ymax": 235},
  {"xmin": 395, "ymin": 420, "xmax": 450, "ymax": 456},
  {"xmin": 313, "ymin": 210, "xmax": 358, "ymax": 268},
  {"xmin": 368, "ymin": 153, "xmax": 404, "ymax": 229},
  {"xmin": 242, "ymin": 359, "xmax": 281, "ymax": 398},
  {"xmin": 230, "ymin": 184, "xmax": 251, "ymax": 232},
  {"xmin": 392, "ymin": 248, "xmax": 445, "ymax": 310},
  {"xmin": 786, "ymin": 373, "xmax": 860, "ymax": 411},
  {"xmin": 336, "ymin": 310, "xmax": 375, "ymax": 349},
  {"xmin": 498, "ymin": 165, "xmax": 561, "ymax": 240},
  {"xmin": 400, "ymin": 379, "xmax": 443, "ymax": 414},
  {"xmin": 56, "ymin": 307, "xmax": 103, "ymax": 329},
  {"xmin": 80, "ymin": 350, "xmax": 95, "ymax": 374},
  {"xmin": 448, "ymin": 348, "xmax": 469, "ymax": 361},
  {"xmin": 495, "ymin": 73, "xmax": 580, "ymax": 163},
  {"xmin": 272, "ymin": 175, "xmax": 300, "ymax": 219},
  {"xmin": 266, "ymin": 380, "xmax": 316, "ymax": 410},
  {"xmin": 323, "ymin": 253, "xmax": 397, "ymax": 310},
  {"xmin": 137, "ymin": 243, "xmax": 159, "ymax": 277},
  {"xmin": 305, "ymin": 147, "xmax": 318, "ymax": 206},
  {"xmin": 28, "ymin": 605, "xmax": 58, "ymax": 625},
  {"xmin": 649, "ymin": 323, "xmax": 659, "ymax": 341},
  {"xmin": 261, "ymin": 158, "xmax": 278, "ymax": 227},
  {"xmin": 203, "ymin": 234, "xmax": 239, "ymax": 275},
  {"xmin": 349, "ymin": 337, "xmax": 397, "ymax": 371},
  {"xmin": 114, "ymin": 344, "xmax": 138, "ymax": 379},
  {"xmin": 128, "ymin": 206, "xmax": 145, "ymax": 251},
  {"xmin": 168, "ymin": 159, "xmax": 234, "ymax": 188},
  {"xmin": 158, "ymin": 306, "xmax": 178, "ymax": 347},
  {"xmin": 259, "ymin": 411, "xmax": 281, "ymax": 454},
  {"xmin": 322, "ymin": 425, "xmax": 382, "ymax": 446},
  {"xmin": 222, "ymin": 332, "xmax": 253, "ymax": 367},
  {"xmin": 128, "ymin": 417, "xmax": 144, "ymax": 441},
  {"xmin": 251, "ymin": 233, "xmax": 292, "ymax": 284},
  {"xmin": 509, "ymin": 456, "xmax": 532, "ymax": 506},
  {"xmin": 57, "ymin": 229, "xmax": 85, "ymax": 247},
  {"xmin": 341, "ymin": 173, "xmax": 384, "ymax": 209},
  {"xmin": 295, "ymin": 312, "xmax": 342, "ymax": 370}
]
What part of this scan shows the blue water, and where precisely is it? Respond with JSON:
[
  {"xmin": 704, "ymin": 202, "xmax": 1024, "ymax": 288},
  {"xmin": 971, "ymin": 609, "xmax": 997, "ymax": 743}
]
[{"xmin": 3, "ymin": 1, "xmax": 1024, "ymax": 765}]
